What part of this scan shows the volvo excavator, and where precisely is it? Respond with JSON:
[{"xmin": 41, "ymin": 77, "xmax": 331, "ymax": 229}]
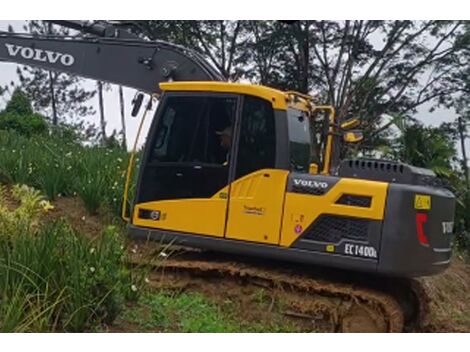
[{"xmin": 0, "ymin": 21, "xmax": 456, "ymax": 332}]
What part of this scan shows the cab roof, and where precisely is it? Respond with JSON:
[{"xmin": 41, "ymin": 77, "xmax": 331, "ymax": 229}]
[{"xmin": 159, "ymin": 81, "xmax": 313, "ymax": 112}]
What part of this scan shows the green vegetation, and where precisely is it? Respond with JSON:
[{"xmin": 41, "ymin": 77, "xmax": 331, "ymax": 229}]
[
  {"xmin": 0, "ymin": 184, "xmax": 139, "ymax": 332},
  {"xmin": 0, "ymin": 88, "xmax": 135, "ymax": 217},
  {"xmin": 0, "ymin": 89, "xmax": 48, "ymax": 137},
  {"xmin": 0, "ymin": 130, "xmax": 131, "ymax": 216},
  {"xmin": 119, "ymin": 290, "xmax": 297, "ymax": 333}
]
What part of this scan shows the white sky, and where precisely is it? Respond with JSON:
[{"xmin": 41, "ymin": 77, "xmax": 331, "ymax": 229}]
[{"xmin": 0, "ymin": 20, "xmax": 466, "ymax": 156}]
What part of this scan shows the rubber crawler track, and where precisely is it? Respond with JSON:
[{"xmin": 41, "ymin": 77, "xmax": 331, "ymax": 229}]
[{"xmin": 130, "ymin": 248, "xmax": 431, "ymax": 332}]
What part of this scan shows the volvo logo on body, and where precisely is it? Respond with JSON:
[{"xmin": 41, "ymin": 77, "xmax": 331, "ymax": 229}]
[
  {"xmin": 293, "ymin": 178, "xmax": 329, "ymax": 189},
  {"xmin": 4, "ymin": 43, "xmax": 75, "ymax": 67}
]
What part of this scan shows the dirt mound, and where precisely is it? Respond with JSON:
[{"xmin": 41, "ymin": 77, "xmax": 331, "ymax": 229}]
[
  {"xmin": 130, "ymin": 247, "xmax": 413, "ymax": 332},
  {"xmin": 136, "ymin": 247, "xmax": 470, "ymax": 332},
  {"xmin": 419, "ymin": 256, "xmax": 470, "ymax": 332},
  {"xmin": 46, "ymin": 196, "xmax": 108, "ymax": 237}
]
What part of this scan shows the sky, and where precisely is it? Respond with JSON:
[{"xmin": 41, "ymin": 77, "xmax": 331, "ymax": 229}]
[{"xmin": 0, "ymin": 20, "xmax": 466, "ymax": 156}]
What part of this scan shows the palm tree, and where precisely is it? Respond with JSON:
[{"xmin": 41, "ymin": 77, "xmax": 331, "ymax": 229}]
[
  {"xmin": 384, "ymin": 114, "xmax": 456, "ymax": 177},
  {"xmin": 400, "ymin": 124, "xmax": 456, "ymax": 177}
]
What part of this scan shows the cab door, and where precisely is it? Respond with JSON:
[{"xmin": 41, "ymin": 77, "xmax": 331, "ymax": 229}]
[
  {"xmin": 133, "ymin": 93, "xmax": 239, "ymax": 238},
  {"xmin": 225, "ymin": 96, "xmax": 288, "ymax": 245}
]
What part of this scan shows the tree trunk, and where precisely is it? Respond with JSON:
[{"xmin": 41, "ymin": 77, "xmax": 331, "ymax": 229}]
[
  {"xmin": 119, "ymin": 85, "xmax": 127, "ymax": 149},
  {"xmin": 48, "ymin": 71, "xmax": 58, "ymax": 125},
  {"xmin": 294, "ymin": 22, "xmax": 310, "ymax": 94},
  {"xmin": 47, "ymin": 22, "xmax": 58, "ymax": 125},
  {"xmin": 97, "ymin": 81, "xmax": 106, "ymax": 142},
  {"xmin": 458, "ymin": 116, "xmax": 469, "ymax": 189}
]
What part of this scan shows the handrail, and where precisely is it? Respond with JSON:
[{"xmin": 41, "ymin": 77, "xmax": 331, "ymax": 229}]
[
  {"xmin": 285, "ymin": 90, "xmax": 315, "ymax": 102},
  {"xmin": 121, "ymin": 94, "xmax": 157, "ymax": 222},
  {"xmin": 310, "ymin": 105, "xmax": 336, "ymax": 175}
]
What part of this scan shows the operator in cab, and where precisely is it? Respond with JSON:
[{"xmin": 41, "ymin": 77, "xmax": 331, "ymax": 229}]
[{"xmin": 216, "ymin": 126, "xmax": 231, "ymax": 166}]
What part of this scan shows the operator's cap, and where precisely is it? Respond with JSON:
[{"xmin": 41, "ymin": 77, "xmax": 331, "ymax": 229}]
[{"xmin": 215, "ymin": 126, "xmax": 232, "ymax": 137}]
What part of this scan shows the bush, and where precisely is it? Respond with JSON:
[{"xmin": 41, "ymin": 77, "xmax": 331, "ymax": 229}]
[
  {"xmin": 0, "ymin": 89, "xmax": 48, "ymax": 137},
  {"xmin": 0, "ymin": 111, "xmax": 48, "ymax": 137},
  {"xmin": 0, "ymin": 185, "xmax": 138, "ymax": 332},
  {"xmin": 4, "ymin": 89, "xmax": 33, "ymax": 116},
  {"xmin": 0, "ymin": 184, "xmax": 45, "ymax": 239}
]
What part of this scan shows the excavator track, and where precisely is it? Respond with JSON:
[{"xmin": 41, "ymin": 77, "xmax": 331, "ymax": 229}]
[{"xmin": 130, "ymin": 244, "xmax": 431, "ymax": 333}]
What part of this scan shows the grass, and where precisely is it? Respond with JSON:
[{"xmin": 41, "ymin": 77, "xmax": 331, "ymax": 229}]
[
  {"xmin": 0, "ymin": 130, "xmax": 137, "ymax": 217},
  {"xmin": 0, "ymin": 185, "xmax": 140, "ymax": 332},
  {"xmin": 117, "ymin": 290, "xmax": 298, "ymax": 333}
]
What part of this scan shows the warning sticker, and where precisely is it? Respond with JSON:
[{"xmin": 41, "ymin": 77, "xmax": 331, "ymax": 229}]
[
  {"xmin": 326, "ymin": 245, "xmax": 335, "ymax": 253},
  {"xmin": 414, "ymin": 195, "xmax": 431, "ymax": 210}
]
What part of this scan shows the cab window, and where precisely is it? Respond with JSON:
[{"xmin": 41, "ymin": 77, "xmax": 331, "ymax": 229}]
[
  {"xmin": 235, "ymin": 96, "xmax": 276, "ymax": 179},
  {"xmin": 287, "ymin": 108, "xmax": 312, "ymax": 172},
  {"xmin": 151, "ymin": 96, "xmax": 236, "ymax": 165},
  {"xmin": 139, "ymin": 95, "xmax": 237, "ymax": 202}
]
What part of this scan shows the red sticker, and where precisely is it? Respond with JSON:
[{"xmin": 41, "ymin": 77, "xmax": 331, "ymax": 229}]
[
  {"xmin": 294, "ymin": 224, "xmax": 303, "ymax": 234},
  {"xmin": 416, "ymin": 213, "xmax": 429, "ymax": 246}
]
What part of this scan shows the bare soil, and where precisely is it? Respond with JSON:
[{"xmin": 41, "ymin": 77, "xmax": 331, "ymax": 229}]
[
  {"xmin": 46, "ymin": 196, "xmax": 108, "ymax": 236},
  {"xmin": 419, "ymin": 255, "xmax": 470, "ymax": 332}
]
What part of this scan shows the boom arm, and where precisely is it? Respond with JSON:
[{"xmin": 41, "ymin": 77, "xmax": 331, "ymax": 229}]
[{"xmin": 0, "ymin": 23, "xmax": 224, "ymax": 94}]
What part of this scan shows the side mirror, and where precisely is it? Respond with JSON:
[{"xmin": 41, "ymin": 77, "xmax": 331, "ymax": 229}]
[
  {"xmin": 340, "ymin": 117, "xmax": 360, "ymax": 130},
  {"xmin": 309, "ymin": 163, "xmax": 319, "ymax": 175},
  {"xmin": 131, "ymin": 93, "xmax": 144, "ymax": 117},
  {"xmin": 343, "ymin": 130, "xmax": 364, "ymax": 143}
]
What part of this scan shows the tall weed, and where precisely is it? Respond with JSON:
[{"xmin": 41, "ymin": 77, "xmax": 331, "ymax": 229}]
[{"xmin": 0, "ymin": 185, "xmax": 138, "ymax": 332}]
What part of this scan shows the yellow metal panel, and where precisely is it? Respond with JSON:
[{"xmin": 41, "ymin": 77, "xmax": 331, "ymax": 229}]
[
  {"xmin": 132, "ymin": 198, "xmax": 227, "ymax": 237},
  {"xmin": 159, "ymin": 81, "xmax": 288, "ymax": 110},
  {"xmin": 225, "ymin": 169, "xmax": 289, "ymax": 245},
  {"xmin": 280, "ymin": 178, "xmax": 388, "ymax": 247}
]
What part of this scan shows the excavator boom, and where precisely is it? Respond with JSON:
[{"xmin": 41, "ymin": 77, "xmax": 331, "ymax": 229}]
[{"xmin": 0, "ymin": 27, "xmax": 223, "ymax": 93}]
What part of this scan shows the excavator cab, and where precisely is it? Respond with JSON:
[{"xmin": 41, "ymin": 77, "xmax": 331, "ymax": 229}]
[
  {"xmin": 132, "ymin": 82, "xmax": 287, "ymax": 239},
  {"xmin": 129, "ymin": 82, "xmax": 456, "ymax": 278}
]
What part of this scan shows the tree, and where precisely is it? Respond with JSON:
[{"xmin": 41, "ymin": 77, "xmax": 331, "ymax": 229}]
[
  {"xmin": 0, "ymin": 89, "xmax": 48, "ymax": 136},
  {"xmin": 4, "ymin": 89, "xmax": 33, "ymax": 116},
  {"xmin": 14, "ymin": 21, "xmax": 96, "ymax": 125},
  {"xmin": 457, "ymin": 116, "xmax": 469, "ymax": 188},
  {"xmin": 447, "ymin": 22, "xmax": 470, "ymax": 190},
  {"xmin": 243, "ymin": 21, "xmax": 293, "ymax": 88},
  {"xmin": 399, "ymin": 123, "xmax": 456, "ymax": 175},
  {"xmin": 97, "ymin": 81, "xmax": 107, "ymax": 142},
  {"xmin": 258, "ymin": 21, "xmax": 314, "ymax": 93},
  {"xmin": 0, "ymin": 85, "xmax": 6, "ymax": 99},
  {"xmin": 118, "ymin": 86, "xmax": 127, "ymax": 149},
  {"xmin": 128, "ymin": 21, "xmax": 464, "ymax": 153},
  {"xmin": 129, "ymin": 21, "xmax": 250, "ymax": 81}
]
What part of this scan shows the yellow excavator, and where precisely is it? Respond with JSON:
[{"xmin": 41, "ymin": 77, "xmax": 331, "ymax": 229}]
[{"xmin": 0, "ymin": 21, "xmax": 456, "ymax": 332}]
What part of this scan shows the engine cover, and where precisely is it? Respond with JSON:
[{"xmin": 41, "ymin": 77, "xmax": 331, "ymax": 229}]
[{"xmin": 337, "ymin": 159, "xmax": 445, "ymax": 188}]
